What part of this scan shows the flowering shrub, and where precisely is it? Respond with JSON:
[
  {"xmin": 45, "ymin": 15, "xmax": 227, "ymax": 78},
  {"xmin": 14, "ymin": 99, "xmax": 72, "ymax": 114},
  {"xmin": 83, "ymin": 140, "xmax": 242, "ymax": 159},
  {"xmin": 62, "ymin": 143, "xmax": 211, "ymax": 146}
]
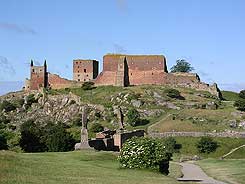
[{"xmin": 118, "ymin": 137, "xmax": 172, "ymax": 175}]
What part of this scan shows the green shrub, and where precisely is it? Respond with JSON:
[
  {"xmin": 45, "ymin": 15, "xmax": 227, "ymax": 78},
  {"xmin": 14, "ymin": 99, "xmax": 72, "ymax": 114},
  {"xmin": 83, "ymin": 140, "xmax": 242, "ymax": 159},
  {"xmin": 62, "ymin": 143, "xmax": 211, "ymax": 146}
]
[
  {"xmin": 118, "ymin": 137, "xmax": 172, "ymax": 175},
  {"xmin": 164, "ymin": 89, "xmax": 182, "ymax": 99},
  {"xmin": 0, "ymin": 100, "xmax": 16, "ymax": 112},
  {"xmin": 90, "ymin": 123, "xmax": 104, "ymax": 133},
  {"xmin": 82, "ymin": 82, "xmax": 94, "ymax": 90},
  {"xmin": 72, "ymin": 116, "xmax": 82, "ymax": 126},
  {"xmin": 42, "ymin": 122, "xmax": 75, "ymax": 152},
  {"xmin": 196, "ymin": 137, "xmax": 218, "ymax": 154},
  {"xmin": 0, "ymin": 133, "xmax": 8, "ymax": 150},
  {"xmin": 25, "ymin": 94, "xmax": 38, "ymax": 108},
  {"xmin": 239, "ymin": 90, "xmax": 245, "ymax": 99},
  {"xmin": 163, "ymin": 137, "xmax": 181, "ymax": 153},
  {"xmin": 234, "ymin": 99, "xmax": 245, "ymax": 111},
  {"xmin": 127, "ymin": 108, "xmax": 141, "ymax": 127},
  {"xmin": 19, "ymin": 120, "xmax": 46, "ymax": 152},
  {"xmin": 13, "ymin": 98, "xmax": 25, "ymax": 108}
]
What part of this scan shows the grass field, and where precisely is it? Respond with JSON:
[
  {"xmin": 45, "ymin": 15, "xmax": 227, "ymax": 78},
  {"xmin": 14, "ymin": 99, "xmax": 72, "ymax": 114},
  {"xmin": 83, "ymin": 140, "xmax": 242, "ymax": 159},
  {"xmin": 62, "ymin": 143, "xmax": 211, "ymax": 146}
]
[
  {"xmin": 0, "ymin": 150, "xmax": 188, "ymax": 184},
  {"xmin": 173, "ymin": 137, "xmax": 245, "ymax": 159},
  {"xmin": 198, "ymin": 159, "xmax": 245, "ymax": 184}
]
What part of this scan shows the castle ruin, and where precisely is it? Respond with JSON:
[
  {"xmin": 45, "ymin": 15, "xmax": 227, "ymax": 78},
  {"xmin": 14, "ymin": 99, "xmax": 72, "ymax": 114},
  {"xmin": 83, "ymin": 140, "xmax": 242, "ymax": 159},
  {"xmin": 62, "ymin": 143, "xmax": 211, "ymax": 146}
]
[{"xmin": 25, "ymin": 54, "xmax": 221, "ymax": 98}]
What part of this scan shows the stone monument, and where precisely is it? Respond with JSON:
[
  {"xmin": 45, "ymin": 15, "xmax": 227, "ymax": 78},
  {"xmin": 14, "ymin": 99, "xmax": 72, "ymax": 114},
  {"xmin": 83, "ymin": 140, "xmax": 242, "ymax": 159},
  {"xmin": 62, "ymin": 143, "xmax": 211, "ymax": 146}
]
[{"xmin": 75, "ymin": 105, "xmax": 91, "ymax": 150}]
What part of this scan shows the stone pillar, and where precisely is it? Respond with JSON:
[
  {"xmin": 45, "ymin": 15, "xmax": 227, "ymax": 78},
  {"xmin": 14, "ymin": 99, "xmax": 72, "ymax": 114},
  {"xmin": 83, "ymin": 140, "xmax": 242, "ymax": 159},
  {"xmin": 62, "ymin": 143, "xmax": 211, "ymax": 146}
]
[{"xmin": 75, "ymin": 105, "xmax": 91, "ymax": 150}]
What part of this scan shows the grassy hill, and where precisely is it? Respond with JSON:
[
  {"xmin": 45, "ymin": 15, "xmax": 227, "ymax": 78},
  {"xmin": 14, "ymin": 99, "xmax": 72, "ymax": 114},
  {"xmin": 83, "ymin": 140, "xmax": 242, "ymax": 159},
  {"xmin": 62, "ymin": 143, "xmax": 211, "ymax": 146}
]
[{"xmin": 0, "ymin": 150, "xmax": 184, "ymax": 184}]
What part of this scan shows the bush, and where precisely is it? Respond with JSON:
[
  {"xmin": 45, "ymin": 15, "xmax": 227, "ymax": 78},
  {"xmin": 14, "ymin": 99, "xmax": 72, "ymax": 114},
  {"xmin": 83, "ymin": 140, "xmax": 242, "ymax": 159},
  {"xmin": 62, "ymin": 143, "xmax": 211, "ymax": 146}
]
[
  {"xmin": 26, "ymin": 94, "xmax": 38, "ymax": 107},
  {"xmin": 239, "ymin": 90, "xmax": 245, "ymax": 99},
  {"xmin": 42, "ymin": 122, "xmax": 75, "ymax": 152},
  {"xmin": 163, "ymin": 137, "xmax": 181, "ymax": 153},
  {"xmin": 19, "ymin": 120, "xmax": 75, "ymax": 152},
  {"xmin": 89, "ymin": 123, "xmax": 104, "ymax": 133},
  {"xmin": 13, "ymin": 98, "xmax": 25, "ymax": 108},
  {"xmin": 72, "ymin": 116, "xmax": 83, "ymax": 126},
  {"xmin": 164, "ymin": 89, "xmax": 182, "ymax": 99},
  {"xmin": 0, "ymin": 133, "xmax": 8, "ymax": 150},
  {"xmin": 82, "ymin": 82, "xmax": 94, "ymax": 90},
  {"xmin": 234, "ymin": 99, "xmax": 245, "ymax": 111},
  {"xmin": 196, "ymin": 137, "xmax": 218, "ymax": 154},
  {"xmin": 127, "ymin": 108, "xmax": 141, "ymax": 127},
  {"xmin": 19, "ymin": 120, "xmax": 46, "ymax": 152},
  {"xmin": 0, "ymin": 100, "xmax": 16, "ymax": 112},
  {"xmin": 118, "ymin": 137, "xmax": 172, "ymax": 175}
]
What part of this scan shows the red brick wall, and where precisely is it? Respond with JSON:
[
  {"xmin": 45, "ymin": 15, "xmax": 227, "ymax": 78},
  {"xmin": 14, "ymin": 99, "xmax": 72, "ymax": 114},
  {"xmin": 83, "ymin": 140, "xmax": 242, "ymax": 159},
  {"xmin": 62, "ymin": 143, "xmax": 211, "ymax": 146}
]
[
  {"xmin": 73, "ymin": 60, "xmax": 98, "ymax": 82},
  {"xmin": 96, "ymin": 54, "xmax": 168, "ymax": 86}
]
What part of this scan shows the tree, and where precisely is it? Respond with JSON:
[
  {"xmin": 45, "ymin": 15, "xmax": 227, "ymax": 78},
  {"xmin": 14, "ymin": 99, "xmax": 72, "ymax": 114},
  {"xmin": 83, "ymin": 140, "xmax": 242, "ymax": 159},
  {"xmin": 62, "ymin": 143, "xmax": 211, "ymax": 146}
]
[
  {"xmin": 239, "ymin": 90, "xmax": 245, "ymax": 99},
  {"xmin": 234, "ymin": 99, "xmax": 245, "ymax": 111},
  {"xmin": 19, "ymin": 120, "xmax": 46, "ymax": 152},
  {"xmin": 127, "ymin": 108, "xmax": 141, "ymax": 127},
  {"xmin": 43, "ymin": 122, "xmax": 75, "ymax": 152},
  {"xmin": 196, "ymin": 137, "xmax": 218, "ymax": 154},
  {"xmin": 170, "ymin": 59, "xmax": 194, "ymax": 73},
  {"xmin": 89, "ymin": 123, "xmax": 104, "ymax": 133}
]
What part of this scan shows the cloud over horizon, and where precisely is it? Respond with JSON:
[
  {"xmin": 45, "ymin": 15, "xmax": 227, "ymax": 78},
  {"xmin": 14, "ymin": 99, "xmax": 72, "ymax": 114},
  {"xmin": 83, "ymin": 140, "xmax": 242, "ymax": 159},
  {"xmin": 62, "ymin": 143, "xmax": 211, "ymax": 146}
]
[
  {"xmin": 0, "ymin": 56, "xmax": 16, "ymax": 80},
  {"xmin": 0, "ymin": 22, "xmax": 37, "ymax": 35}
]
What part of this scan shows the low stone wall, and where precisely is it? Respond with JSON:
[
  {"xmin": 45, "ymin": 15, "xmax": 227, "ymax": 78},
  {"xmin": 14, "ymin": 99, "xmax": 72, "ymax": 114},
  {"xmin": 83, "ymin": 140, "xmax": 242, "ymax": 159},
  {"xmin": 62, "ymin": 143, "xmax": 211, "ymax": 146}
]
[{"xmin": 149, "ymin": 132, "xmax": 245, "ymax": 138}]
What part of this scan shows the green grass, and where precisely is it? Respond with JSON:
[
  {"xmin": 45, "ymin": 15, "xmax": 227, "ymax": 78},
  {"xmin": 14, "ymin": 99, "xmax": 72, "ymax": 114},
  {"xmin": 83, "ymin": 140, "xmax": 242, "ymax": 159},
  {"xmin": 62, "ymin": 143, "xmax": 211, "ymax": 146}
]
[
  {"xmin": 198, "ymin": 159, "xmax": 245, "ymax": 184},
  {"xmin": 0, "ymin": 150, "xmax": 188, "ymax": 184},
  {"xmin": 221, "ymin": 91, "xmax": 240, "ymax": 101},
  {"xmin": 173, "ymin": 137, "xmax": 245, "ymax": 159}
]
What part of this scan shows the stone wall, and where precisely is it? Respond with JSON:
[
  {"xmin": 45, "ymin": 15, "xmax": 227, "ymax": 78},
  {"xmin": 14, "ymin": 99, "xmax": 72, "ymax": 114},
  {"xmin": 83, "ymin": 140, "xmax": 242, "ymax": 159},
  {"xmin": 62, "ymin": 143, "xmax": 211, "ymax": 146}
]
[
  {"xmin": 149, "ymin": 132, "xmax": 245, "ymax": 138},
  {"xmin": 48, "ymin": 73, "xmax": 83, "ymax": 89}
]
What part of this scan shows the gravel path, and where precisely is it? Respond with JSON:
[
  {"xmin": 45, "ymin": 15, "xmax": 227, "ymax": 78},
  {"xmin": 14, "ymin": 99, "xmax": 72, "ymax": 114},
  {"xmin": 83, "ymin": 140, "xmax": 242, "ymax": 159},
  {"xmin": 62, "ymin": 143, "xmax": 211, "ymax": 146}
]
[{"xmin": 177, "ymin": 162, "xmax": 227, "ymax": 184}]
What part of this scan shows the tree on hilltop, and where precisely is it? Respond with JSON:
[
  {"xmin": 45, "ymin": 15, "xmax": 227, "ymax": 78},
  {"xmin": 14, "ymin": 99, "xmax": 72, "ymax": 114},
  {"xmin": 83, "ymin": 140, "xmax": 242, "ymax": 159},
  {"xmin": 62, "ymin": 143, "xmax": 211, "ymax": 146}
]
[{"xmin": 170, "ymin": 59, "xmax": 194, "ymax": 73}]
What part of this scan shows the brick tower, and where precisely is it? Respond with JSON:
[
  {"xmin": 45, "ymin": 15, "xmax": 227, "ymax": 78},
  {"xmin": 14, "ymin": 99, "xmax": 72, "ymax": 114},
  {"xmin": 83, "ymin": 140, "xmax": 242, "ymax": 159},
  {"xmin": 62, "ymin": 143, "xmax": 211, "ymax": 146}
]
[
  {"xmin": 73, "ymin": 59, "xmax": 99, "ymax": 82},
  {"xmin": 29, "ymin": 60, "xmax": 48, "ymax": 90}
]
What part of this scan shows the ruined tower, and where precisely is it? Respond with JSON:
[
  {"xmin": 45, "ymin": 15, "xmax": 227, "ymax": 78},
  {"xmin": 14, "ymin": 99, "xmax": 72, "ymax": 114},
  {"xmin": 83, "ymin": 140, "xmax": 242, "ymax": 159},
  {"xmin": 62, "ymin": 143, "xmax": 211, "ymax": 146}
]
[
  {"xmin": 73, "ymin": 59, "xmax": 99, "ymax": 82},
  {"xmin": 27, "ymin": 60, "xmax": 48, "ymax": 90}
]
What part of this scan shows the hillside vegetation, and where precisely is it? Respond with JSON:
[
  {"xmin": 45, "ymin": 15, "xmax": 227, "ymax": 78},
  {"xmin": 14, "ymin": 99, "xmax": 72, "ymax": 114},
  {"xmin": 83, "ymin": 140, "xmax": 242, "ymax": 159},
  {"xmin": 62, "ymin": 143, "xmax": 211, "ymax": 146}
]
[{"xmin": 0, "ymin": 85, "xmax": 245, "ymax": 152}]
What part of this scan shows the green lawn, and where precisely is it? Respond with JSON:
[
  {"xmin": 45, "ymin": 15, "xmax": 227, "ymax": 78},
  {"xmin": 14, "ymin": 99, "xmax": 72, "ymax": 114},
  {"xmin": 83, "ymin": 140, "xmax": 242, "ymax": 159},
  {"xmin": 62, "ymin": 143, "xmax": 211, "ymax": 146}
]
[
  {"xmin": 0, "ymin": 150, "xmax": 187, "ymax": 184},
  {"xmin": 198, "ymin": 159, "xmax": 245, "ymax": 184},
  {"xmin": 173, "ymin": 137, "xmax": 245, "ymax": 159}
]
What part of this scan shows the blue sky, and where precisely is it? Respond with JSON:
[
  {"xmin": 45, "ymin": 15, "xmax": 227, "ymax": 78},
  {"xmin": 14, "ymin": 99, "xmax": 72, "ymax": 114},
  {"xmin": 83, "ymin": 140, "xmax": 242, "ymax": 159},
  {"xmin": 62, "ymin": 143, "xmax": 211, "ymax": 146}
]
[{"xmin": 0, "ymin": 0, "xmax": 245, "ymax": 95}]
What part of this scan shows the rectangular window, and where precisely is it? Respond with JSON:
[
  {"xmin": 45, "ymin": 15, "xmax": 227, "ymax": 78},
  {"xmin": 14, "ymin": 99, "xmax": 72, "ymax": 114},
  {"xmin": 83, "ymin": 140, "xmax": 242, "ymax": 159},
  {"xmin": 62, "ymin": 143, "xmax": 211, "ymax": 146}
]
[
  {"xmin": 84, "ymin": 69, "xmax": 86, "ymax": 73},
  {"xmin": 78, "ymin": 79, "xmax": 80, "ymax": 81}
]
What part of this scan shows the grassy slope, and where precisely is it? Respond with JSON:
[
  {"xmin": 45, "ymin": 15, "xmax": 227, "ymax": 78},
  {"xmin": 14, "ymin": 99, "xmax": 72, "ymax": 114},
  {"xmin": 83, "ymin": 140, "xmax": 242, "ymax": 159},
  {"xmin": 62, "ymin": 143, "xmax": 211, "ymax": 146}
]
[
  {"xmin": 0, "ymin": 150, "xmax": 187, "ymax": 184},
  {"xmin": 221, "ymin": 91, "xmax": 240, "ymax": 101},
  {"xmin": 173, "ymin": 137, "xmax": 245, "ymax": 159},
  {"xmin": 198, "ymin": 159, "xmax": 245, "ymax": 184}
]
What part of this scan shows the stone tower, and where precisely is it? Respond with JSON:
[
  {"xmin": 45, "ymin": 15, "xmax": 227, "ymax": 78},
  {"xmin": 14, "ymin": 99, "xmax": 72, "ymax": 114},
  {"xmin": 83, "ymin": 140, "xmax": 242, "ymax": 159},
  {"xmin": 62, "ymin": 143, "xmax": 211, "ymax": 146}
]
[
  {"xmin": 29, "ymin": 60, "xmax": 48, "ymax": 90},
  {"xmin": 73, "ymin": 59, "xmax": 99, "ymax": 82}
]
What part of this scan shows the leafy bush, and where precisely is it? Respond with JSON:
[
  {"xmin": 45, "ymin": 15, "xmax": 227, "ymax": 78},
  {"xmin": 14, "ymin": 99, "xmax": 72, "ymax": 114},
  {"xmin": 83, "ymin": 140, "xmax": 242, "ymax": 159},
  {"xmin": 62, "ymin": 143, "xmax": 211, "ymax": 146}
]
[
  {"xmin": 19, "ymin": 120, "xmax": 46, "ymax": 152},
  {"xmin": 118, "ymin": 137, "xmax": 172, "ymax": 175},
  {"xmin": 234, "ymin": 99, "xmax": 245, "ymax": 111},
  {"xmin": 42, "ymin": 122, "xmax": 75, "ymax": 152},
  {"xmin": 26, "ymin": 94, "xmax": 38, "ymax": 107},
  {"xmin": 19, "ymin": 120, "xmax": 75, "ymax": 152},
  {"xmin": 239, "ymin": 90, "xmax": 245, "ymax": 99},
  {"xmin": 72, "ymin": 116, "xmax": 82, "ymax": 126},
  {"xmin": 82, "ymin": 82, "xmax": 95, "ymax": 90},
  {"xmin": 13, "ymin": 98, "xmax": 25, "ymax": 108},
  {"xmin": 0, "ymin": 100, "xmax": 16, "ymax": 112},
  {"xmin": 0, "ymin": 133, "xmax": 8, "ymax": 150},
  {"xmin": 163, "ymin": 137, "xmax": 181, "ymax": 153},
  {"xmin": 127, "ymin": 108, "xmax": 141, "ymax": 127},
  {"xmin": 89, "ymin": 123, "xmax": 104, "ymax": 133},
  {"xmin": 196, "ymin": 137, "xmax": 218, "ymax": 154},
  {"xmin": 164, "ymin": 89, "xmax": 182, "ymax": 99}
]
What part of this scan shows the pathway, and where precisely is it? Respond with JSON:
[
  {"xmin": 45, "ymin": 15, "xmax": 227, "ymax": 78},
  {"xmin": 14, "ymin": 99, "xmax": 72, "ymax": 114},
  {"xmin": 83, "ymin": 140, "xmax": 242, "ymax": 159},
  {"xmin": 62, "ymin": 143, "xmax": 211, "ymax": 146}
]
[
  {"xmin": 221, "ymin": 144, "xmax": 245, "ymax": 159},
  {"xmin": 177, "ymin": 162, "xmax": 227, "ymax": 184}
]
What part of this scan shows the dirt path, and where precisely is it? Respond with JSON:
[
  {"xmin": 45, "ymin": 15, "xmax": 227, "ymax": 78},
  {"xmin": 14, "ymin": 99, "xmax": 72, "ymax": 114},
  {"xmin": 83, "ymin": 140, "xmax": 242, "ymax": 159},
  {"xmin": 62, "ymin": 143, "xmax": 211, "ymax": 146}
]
[{"xmin": 177, "ymin": 162, "xmax": 227, "ymax": 184}]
